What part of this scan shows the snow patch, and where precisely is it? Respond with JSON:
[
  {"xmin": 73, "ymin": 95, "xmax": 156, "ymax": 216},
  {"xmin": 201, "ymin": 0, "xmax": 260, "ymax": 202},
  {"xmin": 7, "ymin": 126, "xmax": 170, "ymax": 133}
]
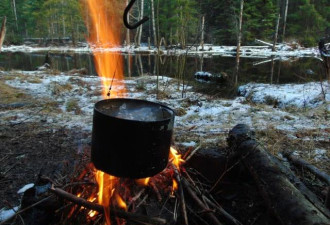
[
  {"xmin": 17, "ymin": 183, "xmax": 35, "ymax": 194},
  {"xmin": 0, "ymin": 207, "xmax": 19, "ymax": 222},
  {"xmin": 238, "ymin": 81, "xmax": 329, "ymax": 108}
]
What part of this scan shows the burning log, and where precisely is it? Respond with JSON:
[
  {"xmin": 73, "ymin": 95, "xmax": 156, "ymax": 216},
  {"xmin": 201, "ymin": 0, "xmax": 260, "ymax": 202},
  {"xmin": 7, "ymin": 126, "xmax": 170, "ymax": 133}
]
[
  {"xmin": 227, "ymin": 124, "xmax": 330, "ymax": 225},
  {"xmin": 49, "ymin": 186, "xmax": 167, "ymax": 225}
]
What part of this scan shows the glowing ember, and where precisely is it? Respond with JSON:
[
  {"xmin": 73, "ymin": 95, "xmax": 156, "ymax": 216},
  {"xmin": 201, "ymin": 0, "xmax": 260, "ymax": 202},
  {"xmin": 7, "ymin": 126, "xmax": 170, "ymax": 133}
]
[{"xmin": 84, "ymin": 0, "xmax": 126, "ymax": 98}]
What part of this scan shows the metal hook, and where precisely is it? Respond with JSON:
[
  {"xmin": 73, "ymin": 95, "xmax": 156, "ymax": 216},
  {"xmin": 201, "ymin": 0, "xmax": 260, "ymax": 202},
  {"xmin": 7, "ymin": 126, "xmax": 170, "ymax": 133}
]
[{"xmin": 123, "ymin": 0, "xmax": 149, "ymax": 29}]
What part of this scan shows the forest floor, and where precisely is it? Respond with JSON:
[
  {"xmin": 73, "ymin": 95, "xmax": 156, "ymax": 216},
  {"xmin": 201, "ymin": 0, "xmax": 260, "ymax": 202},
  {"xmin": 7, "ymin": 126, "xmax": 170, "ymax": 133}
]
[{"xmin": 0, "ymin": 67, "xmax": 329, "ymax": 223}]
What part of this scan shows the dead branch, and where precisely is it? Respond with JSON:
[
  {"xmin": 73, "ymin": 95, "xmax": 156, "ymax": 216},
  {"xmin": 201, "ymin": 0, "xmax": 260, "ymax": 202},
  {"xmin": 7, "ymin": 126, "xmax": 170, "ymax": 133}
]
[
  {"xmin": 283, "ymin": 151, "xmax": 330, "ymax": 185},
  {"xmin": 172, "ymin": 165, "xmax": 189, "ymax": 225},
  {"xmin": 227, "ymin": 124, "xmax": 330, "ymax": 225},
  {"xmin": 149, "ymin": 180, "xmax": 162, "ymax": 202},
  {"xmin": 0, "ymin": 196, "xmax": 53, "ymax": 225},
  {"xmin": 49, "ymin": 187, "xmax": 167, "ymax": 225},
  {"xmin": 182, "ymin": 179, "xmax": 223, "ymax": 225},
  {"xmin": 184, "ymin": 145, "xmax": 201, "ymax": 163},
  {"xmin": 202, "ymin": 196, "xmax": 243, "ymax": 225}
]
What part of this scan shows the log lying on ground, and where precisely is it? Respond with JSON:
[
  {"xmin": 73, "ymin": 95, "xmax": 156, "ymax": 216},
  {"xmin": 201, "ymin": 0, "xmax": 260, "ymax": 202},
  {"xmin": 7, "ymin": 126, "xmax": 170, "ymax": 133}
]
[
  {"xmin": 283, "ymin": 151, "xmax": 330, "ymax": 186},
  {"xmin": 227, "ymin": 124, "xmax": 330, "ymax": 225}
]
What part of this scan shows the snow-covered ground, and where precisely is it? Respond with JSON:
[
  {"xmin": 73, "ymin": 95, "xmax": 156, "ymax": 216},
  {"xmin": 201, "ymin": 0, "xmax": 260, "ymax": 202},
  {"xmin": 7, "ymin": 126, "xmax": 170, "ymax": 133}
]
[
  {"xmin": 1, "ymin": 43, "xmax": 321, "ymax": 59},
  {"xmin": 238, "ymin": 81, "xmax": 330, "ymax": 108},
  {"xmin": 1, "ymin": 70, "xmax": 328, "ymax": 146}
]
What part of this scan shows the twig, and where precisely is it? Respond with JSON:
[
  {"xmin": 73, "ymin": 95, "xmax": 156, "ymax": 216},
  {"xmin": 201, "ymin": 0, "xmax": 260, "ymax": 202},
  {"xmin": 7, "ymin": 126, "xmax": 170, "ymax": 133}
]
[
  {"xmin": 149, "ymin": 181, "xmax": 162, "ymax": 202},
  {"xmin": 182, "ymin": 179, "xmax": 223, "ymax": 225},
  {"xmin": 186, "ymin": 204, "xmax": 209, "ymax": 225},
  {"xmin": 0, "ymin": 196, "xmax": 53, "ymax": 225},
  {"xmin": 1, "ymin": 163, "xmax": 18, "ymax": 177},
  {"xmin": 136, "ymin": 194, "xmax": 148, "ymax": 209},
  {"xmin": 49, "ymin": 187, "xmax": 166, "ymax": 225},
  {"xmin": 128, "ymin": 188, "xmax": 146, "ymax": 209},
  {"xmin": 172, "ymin": 164, "xmax": 189, "ymax": 225},
  {"xmin": 209, "ymin": 153, "xmax": 249, "ymax": 193},
  {"xmin": 184, "ymin": 145, "xmax": 201, "ymax": 163},
  {"xmin": 202, "ymin": 196, "xmax": 243, "ymax": 225}
]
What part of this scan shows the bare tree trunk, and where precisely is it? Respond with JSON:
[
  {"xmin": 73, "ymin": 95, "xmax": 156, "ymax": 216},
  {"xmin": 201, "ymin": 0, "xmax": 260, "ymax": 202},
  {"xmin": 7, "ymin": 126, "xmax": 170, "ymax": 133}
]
[
  {"xmin": 234, "ymin": 0, "xmax": 244, "ymax": 85},
  {"xmin": 236, "ymin": 0, "xmax": 244, "ymax": 57},
  {"xmin": 282, "ymin": 0, "xmax": 289, "ymax": 41},
  {"xmin": 200, "ymin": 16, "xmax": 205, "ymax": 51},
  {"xmin": 125, "ymin": 0, "xmax": 130, "ymax": 46},
  {"xmin": 12, "ymin": 0, "xmax": 18, "ymax": 30},
  {"xmin": 137, "ymin": 0, "xmax": 144, "ymax": 47},
  {"xmin": 0, "ymin": 16, "xmax": 6, "ymax": 52},
  {"xmin": 272, "ymin": 13, "xmax": 280, "ymax": 51},
  {"xmin": 151, "ymin": 0, "xmax": 157, "ymax": 47},
  {"xmin": 61, "ymin": 0, "xmax": 66, "ymax": 38}
]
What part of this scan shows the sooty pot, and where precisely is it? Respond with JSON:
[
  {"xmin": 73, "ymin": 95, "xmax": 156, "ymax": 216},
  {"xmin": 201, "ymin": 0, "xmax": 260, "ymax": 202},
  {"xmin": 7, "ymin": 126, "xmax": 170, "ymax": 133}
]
[{"xmin": 91, "ymin": 98, "xmax": 175, "ymax": 178}]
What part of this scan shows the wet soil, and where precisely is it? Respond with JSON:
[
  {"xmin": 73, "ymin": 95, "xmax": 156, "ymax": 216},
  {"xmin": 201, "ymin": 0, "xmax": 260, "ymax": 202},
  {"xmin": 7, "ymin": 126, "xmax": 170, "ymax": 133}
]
[{"xmin": 0, "ymin": 122, "xmax": 91, "ymax": 209}]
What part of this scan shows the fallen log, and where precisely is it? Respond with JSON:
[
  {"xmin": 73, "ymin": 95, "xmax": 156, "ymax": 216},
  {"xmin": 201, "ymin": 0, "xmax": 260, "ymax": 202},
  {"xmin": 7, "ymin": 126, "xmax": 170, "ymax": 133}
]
[
  {"xmin": 283, "ymin": 151, "xmax": 330, "ymax": 185},
  {"xmin": 227, "ymin": 124, "xmax": 330, "ymax": 225}
]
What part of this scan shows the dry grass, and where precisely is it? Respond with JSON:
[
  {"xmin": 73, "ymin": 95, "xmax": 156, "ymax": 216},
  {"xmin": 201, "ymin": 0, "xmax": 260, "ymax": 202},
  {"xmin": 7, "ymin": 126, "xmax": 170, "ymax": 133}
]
[
  {"xmin": 255, "ymin": 125, "xmax": 330, "ymax": 172},
  {"xmin": 0, "ymin": 80, "xmax": 30, "ymax": 104}
]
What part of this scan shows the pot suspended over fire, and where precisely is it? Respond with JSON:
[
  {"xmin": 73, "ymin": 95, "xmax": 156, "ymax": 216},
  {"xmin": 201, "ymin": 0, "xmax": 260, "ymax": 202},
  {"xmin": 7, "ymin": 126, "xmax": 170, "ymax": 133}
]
[{"xmin": 91, "ymin": 98, "xmax": 175, "ymax": 178}]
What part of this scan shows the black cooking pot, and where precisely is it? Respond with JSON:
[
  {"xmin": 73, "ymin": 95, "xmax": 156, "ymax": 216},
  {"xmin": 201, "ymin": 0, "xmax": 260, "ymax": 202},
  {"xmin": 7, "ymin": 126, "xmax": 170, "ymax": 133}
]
[{"xmin": 91, "ymin": 98, "xmax": 175, "ymax": 178}]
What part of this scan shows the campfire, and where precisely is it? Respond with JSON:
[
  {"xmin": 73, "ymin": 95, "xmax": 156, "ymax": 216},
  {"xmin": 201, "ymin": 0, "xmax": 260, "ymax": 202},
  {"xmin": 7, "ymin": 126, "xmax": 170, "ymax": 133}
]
[
  {"xmin": 2, "ymin": 1, "xmax": 329, "ymax": 225},
  {"xmin": 40, "ymin": 1, "xmax": 225, "ymax": 224}
]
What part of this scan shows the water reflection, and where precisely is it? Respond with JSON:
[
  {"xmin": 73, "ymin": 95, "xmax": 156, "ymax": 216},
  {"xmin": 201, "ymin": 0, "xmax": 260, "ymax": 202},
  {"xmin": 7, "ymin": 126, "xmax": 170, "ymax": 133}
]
[{"xmin": 0, "ymin": 52, "xmax": 325, "ymax": 97}]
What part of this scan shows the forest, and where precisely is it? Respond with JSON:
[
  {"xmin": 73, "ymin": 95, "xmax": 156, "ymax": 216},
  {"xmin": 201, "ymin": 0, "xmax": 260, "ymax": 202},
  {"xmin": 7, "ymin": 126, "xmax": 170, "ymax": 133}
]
[{"xmin": 0, "ymin": 0, "xmax": 329, "ymax": 47}]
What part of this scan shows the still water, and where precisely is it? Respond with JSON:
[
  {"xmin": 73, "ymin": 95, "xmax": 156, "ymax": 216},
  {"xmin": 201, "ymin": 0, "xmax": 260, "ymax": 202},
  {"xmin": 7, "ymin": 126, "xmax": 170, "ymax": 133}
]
[{"xmin": 0, "ymin": 52, "xmax": 325, "ymax": 97}]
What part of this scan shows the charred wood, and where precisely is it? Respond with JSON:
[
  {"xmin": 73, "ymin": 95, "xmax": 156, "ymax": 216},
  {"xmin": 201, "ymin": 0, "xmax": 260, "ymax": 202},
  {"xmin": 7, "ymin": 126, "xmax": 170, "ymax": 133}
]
[{"xmin": 227, "ymin": 124, "xmax": 330, "ymax": 225}]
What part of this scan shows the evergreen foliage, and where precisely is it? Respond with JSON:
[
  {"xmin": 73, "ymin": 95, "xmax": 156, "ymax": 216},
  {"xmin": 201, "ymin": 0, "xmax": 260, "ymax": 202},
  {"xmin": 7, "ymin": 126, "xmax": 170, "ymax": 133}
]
[{"xmin": 0, "ymin": 0, "xmax": 328, "ymax": 46}]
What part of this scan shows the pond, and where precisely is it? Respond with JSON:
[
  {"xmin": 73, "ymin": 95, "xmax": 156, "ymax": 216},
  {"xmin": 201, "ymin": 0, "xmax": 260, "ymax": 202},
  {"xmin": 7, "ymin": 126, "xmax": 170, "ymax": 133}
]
[{"xmin": 0, "ymin": 51, "xmax": 325, "ymax": 98}]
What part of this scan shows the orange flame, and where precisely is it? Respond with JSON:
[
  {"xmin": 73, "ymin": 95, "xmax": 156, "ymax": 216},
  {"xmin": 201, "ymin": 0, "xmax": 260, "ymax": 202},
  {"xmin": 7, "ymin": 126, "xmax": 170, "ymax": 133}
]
[
  {"xmin": 115, "ymin": 194, "xmax": 127, "ymax": 210},
  {"xmin": 172, "ymin": 179, "xmax": 178, "ymax": 194},
  {"xmin": 84, "ymin": 0, "xmax": 126, "ymax": 98},
  {"xmin": 170, "ymin": 147, "xmax": 185, "ymax": 171},
  {"xmin": 135, "ymin": 177, "xmax": 150, "ymax": 186}
]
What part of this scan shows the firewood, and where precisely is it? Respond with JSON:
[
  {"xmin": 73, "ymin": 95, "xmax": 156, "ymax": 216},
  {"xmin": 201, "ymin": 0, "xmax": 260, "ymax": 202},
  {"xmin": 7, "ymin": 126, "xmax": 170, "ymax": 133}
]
[
  {"xmin": 227, "ymin": 124, "xmax": 330, "ymax": 225},
  {"xmin": 49, "ymin": 187, "xmax": 167, "ymax": 225},
  {"xmin": 172, "ymin": 164, "xmax": 189, "ymax": 225},
  {"xmin": 283, "ymin": 151, "xmax": 330, "ymax": 185},
  {"xmin": 182, "ymin": 179, "xmax": 223, "ymax": 225}
]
